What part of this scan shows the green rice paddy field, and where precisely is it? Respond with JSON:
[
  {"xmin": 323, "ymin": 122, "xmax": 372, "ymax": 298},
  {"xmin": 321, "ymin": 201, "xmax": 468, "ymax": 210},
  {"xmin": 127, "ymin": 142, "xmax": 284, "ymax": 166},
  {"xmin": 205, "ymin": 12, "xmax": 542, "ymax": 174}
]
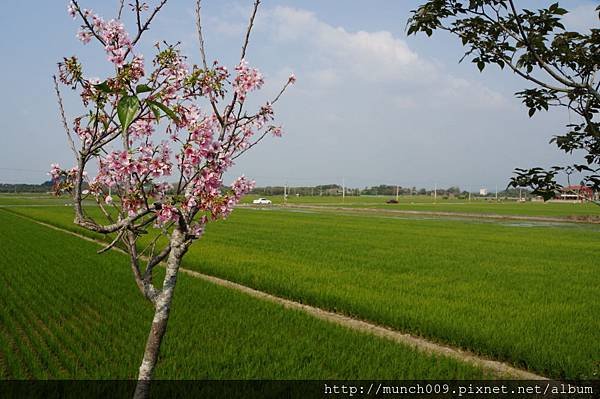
[
  {"xmin": 1, "ymin": 194, "xmax": 599, "ymax": 380},
  {"xmin": 242, "ymin": 194, "xmax": 600, "ymax": 219},
  {"xmin": 0, "ymin": 210, "xmax": 488, "ymax": 379},
  {"xmin": 3, "ymin": 194, "xmax": 600, "ymax": 218}
]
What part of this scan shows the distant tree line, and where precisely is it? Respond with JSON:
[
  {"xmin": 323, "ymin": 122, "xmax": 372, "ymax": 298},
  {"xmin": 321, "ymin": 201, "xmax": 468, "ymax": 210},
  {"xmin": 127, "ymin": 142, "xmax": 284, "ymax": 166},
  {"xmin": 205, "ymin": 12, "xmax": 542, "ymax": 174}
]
[
  {"xmin": 251, "ymin": 184, "xmax": 532, "ymax": 198},
  {"xmin": 251, "ymin": 184, "xmax": 360, "ymax": 196},
  {"xmin": 0, "ymin": 181, "xmax": 53, "ymax": 193},
  {"xmin": 1, "ymin": 180, "xmax": 534, "ymax": 199}
]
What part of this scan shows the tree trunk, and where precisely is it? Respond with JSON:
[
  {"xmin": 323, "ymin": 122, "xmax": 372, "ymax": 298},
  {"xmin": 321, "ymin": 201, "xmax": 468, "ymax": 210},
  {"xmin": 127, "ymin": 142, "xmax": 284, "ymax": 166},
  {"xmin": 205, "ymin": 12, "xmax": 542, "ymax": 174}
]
[{"xmin": 133, "ymin": 228, "xmax": 188, "ymax": 399}]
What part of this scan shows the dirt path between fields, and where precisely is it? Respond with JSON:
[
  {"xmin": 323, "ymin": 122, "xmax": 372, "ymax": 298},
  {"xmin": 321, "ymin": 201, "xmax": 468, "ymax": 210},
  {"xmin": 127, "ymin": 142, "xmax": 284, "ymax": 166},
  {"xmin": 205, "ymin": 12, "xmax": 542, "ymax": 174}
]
[
  {"xmin": 259, "ymin": 204, "xmax": 600, "ymax": 224},
  {"xmin": 4, "ymin": 209, "xmax": 547, "ymax": 380}
]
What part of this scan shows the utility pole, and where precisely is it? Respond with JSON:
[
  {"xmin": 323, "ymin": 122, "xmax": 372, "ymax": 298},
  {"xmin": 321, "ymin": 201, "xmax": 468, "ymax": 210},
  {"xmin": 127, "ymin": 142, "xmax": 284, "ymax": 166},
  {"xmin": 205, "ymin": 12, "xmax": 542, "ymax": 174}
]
[
  {"xmin": 284, "ymin": 183, "xmax": 287, "ymax": 205},
  {"xmin": 434, "ymin": 183, "xmax": 437, "ymax": 203},
  {"xmin": 495, "ymin": 185, "xmax": 498, "ymax": 201},
  {"xmin": 468, "ymin": 186, "xmax": 471, "ymax": 202},
  {"xmin": 396, "ymin": 185, "xmax": 399, "ymax": 201},
  {"xmin": 342, "ymin": 178, "xmax": 345, "ymax": 203}
]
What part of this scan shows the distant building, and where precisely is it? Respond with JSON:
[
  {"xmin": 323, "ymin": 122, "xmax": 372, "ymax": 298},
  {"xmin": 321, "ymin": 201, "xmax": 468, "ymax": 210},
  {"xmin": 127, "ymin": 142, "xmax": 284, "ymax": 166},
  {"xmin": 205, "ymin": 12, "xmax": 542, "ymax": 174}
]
[
  {"xmin": 556, "ymin": 185, "xmax": 594, "ymax": 201},
  {"xmin": 479, "ymin": 188, "xmax": 488, "ymax": 196}
]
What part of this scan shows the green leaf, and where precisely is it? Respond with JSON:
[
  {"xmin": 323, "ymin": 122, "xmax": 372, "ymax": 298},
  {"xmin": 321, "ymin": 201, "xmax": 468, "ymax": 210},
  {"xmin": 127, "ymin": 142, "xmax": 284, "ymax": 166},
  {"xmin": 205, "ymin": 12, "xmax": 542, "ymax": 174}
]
[
  {"xmin": 554, "ymin": 8, "xmax": 567, "ymax": 16},
  {"xmin": 146, "ymin": 99, "xmax": 179, "ymax": 123},
  {"xmin": 117, "ymin": 95, "xmax": 140, "ymax": 133},
  {"xmin": 148, "ymin": 103, "xmax": 161, "ymax": 121},
  {"xmin": 136, "ymin": 84, "xmax": 153, "ymax": 94},
  {"xmin": 94, "ymin": 81, "xmax": 112, "ymax": 93}
]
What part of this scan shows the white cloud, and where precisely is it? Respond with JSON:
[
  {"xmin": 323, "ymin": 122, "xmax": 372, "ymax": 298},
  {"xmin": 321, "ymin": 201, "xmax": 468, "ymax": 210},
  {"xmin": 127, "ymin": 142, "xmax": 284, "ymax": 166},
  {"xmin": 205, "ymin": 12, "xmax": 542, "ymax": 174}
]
[
  {"xmin": 258, "ymin": 6, "xmax": 508, "ymax": 110},
  {"xmin": 206, "ymin": 4, "xmax": 532, "ymax": 187},
  {"xmin": 266, "ymin": 7, "xmax": 426, "ymax": 81}
]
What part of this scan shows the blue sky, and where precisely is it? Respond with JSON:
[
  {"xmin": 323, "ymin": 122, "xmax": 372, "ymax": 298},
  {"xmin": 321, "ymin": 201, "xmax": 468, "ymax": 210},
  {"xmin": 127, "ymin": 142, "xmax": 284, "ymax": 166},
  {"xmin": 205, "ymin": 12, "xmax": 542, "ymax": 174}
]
[{"xmin": 0, "ymin": 0, "xmax": 597, "ymax": 189}]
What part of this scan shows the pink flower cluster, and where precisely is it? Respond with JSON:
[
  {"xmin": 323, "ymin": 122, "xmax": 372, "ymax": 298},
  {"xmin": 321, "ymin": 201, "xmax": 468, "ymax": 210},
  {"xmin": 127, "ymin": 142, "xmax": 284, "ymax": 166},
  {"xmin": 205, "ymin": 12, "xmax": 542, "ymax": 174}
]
[
  {"xmin": 215, "ymin": 176, "xmax": 256, "ymax": 219},
  {"xmin": 128, "ymin": 117, "xmax": 155, "ymax": 140},
  {"xmin": 49, "ymin": 164, "xmax": 85, "ymax": 181},
  {"xmin": 67, "ymin": 2, "xmax": 77, "ymax": 18},
  {"xmin": 129, "ymin": 55, "xmax": 145, "ymax": 81},
  {"xmin": 95, "ymin": 143, "xmax": 172, "ymax": 190},
  {"xmin": 257, "ymin": 103, "xmax": 274, "ymax": 125},
  {"xmin": 73, "ymin": 117, "xmax": 95, "ymax": 146},
  {"xmin": 174, "ymin": 110, "xmax": 225, "ymax": 177},
  {"xmin": 76, "ymin": 29, "xmax": 93, "ymax": 44},
  {"xmin": 158, "ymin": 53, "xmax": 189, "ymax": 104},
  {"xmin": 156, "ymin": 204, "xmax": 179, "ymax": 226},
  {"xmin": 193, "ymin": 62, "xmax": 229, "ymax": 99},
  {"xmin": 271, "ymin": 126, "xmax": 283, "ymax": 137},
  {"xmin": 48, "ymin": 164, "xmax": 87, "ymax": 194},
  {"xmin": 49, "ymin": 163, "xmax": 62, "ymax": 180},
  {"xmin": 231, "ymin": 175, "xmax": 255, "ymax": 199},
  {"xmin": 102, "ymin": 19, "xmax": 132, "ymax": 67},
  {"xmin": 233, "ymin": 59, "xmax": 264, "ymax": 102},
  {"xmin": 70, "ymin": 3, "xmax": 133, "ymax": 68}
]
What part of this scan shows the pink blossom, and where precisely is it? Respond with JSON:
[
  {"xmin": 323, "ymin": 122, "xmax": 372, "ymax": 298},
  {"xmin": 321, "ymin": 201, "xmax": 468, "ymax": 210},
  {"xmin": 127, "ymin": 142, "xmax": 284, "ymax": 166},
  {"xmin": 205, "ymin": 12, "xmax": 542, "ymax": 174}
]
[
  {"xmin": 231, "ymin": 175, "xmax": 255, "ymax": 199},
  {"xmin": 67, "ymin": 2, "xmax": 77, "ymax": 18},
  {"xmin": 105, "ymin": 195, "xmax": 113, "ymax": 205},
  {"xmin": 233, "ymin": 59, "xmax": 263, "ymax": 102},
  {"xmin": 272, "ymin": 126, "xmax": 283, "ymax": 137},
  {"xmin": 49, "ymin": 163, "xmax": 62, "ymax": 180},
  {"xmin": 130, "ymin": 55, "xmax": 145, "ymax": 81},
  {"xmin": 257, "ymin": 103, "xmax": 274, "ymax": 128},
  {"xmin": 122, "ymin": 196, "xmax": 144, "ymax": 217},
  {"xmin": 189, "ymin": 223, "xmax": 205, "ymax": 238},
  {"xmin": 180, "ymin": 105, "xmax": 201, "ymax": 129},
  {"xmin": 195, "ymin": 63, "xmax": 229, "ymax": 98},
  {"xmin": 128, "ymin": 118, "xmax": 154, "ymax": 139},
  {"xmin": 76, "ymin": 29, "xmax": 93, "ymax": 44},
  {"xmin": 288, "ymin": 73, "xmax": 297, "ymax": 84},
  {"xmin": 156, "ymin": 204, "xmax": 179, "ymax": 226},
  {"xmin": 107, "ymin": 47, "xmax": 127, "ymax": 67},
  {"xmin": 92, "ymin": 15, "xmax": 104, "ymax": 30}
]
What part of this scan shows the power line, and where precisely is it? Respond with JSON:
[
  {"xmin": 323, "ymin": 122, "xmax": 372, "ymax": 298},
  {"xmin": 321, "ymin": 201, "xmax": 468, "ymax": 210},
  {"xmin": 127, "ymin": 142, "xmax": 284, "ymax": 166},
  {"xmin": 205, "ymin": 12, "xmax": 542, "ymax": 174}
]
[{"xmin": 0, "ymin": 167, "xmax": 48, "ymax": 173}]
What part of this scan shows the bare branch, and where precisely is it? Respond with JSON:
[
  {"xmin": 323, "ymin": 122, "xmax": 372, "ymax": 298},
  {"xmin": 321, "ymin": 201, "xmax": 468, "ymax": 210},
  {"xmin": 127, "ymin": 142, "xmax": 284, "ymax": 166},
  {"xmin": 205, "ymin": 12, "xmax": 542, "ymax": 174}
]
[
  {"xmin": 240, "ymin": 0, "xmax": 260, "ymax": 60},
  {"xmin": 271, "ymin": 78, "xmax": 294, "ymax": 105},
  {"xmin": 117, "ymin": 0, "xmax": 125, "ymax": 19},
  {"xmin": 507, "ymin": 0, "xmax": 585, "ymax": 90},
  {"xmin": 72, "ymin": 1, "xmax": 107, "ymax": 46},
  {"xmin": 223, "ymin": 0, "xmax": 261, "ymax": 125},
  {"xmin": 195, "ymin": 0, "xmax": 224, "ymax": 127},
  {"xmin": 75, "ymin": 207, "xmax": 154, "ymax": 234},
  {"xmin": 94, "ymin": 195, "xmax": 116, "ymax": 224},
  {"xmin": 135, "ymin": 0, "xmax": 143, "ymax": 34},
  {"xmin": 143, "ymin": 244, "xmax": 171, "ymax": 282},
  {"xmin": 131, "ymin": 0, "xmax": 168, "ymax": 47},
  {"xmin": 498, "ymin": 54, "xmax": 571, "ymax": 93},
  {"xmin": 97, "ymin": 229, "xmax": 125, "ymax": 254},
  {"xmin": 232, "ymin": 128, "xmax": 270, "ymax": 161},
  {"xmin": 125, "ymin": 230, "xmax": 159, "ymax": 303},
  {"xmin": 53, "ymin": 76, "xmax": 78, "ymax": 158},
  {"xmin": 195, "ymin": 0, "xmax": 208, "ymax": 70}
]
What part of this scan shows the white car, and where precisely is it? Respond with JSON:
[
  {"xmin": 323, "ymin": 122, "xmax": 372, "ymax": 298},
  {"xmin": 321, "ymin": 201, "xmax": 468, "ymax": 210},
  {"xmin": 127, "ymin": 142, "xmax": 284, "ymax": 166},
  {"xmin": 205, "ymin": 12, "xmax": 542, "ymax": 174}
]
[{"xmin": 252, "ymin": 197, "xmax": 272, "ymax": 205}]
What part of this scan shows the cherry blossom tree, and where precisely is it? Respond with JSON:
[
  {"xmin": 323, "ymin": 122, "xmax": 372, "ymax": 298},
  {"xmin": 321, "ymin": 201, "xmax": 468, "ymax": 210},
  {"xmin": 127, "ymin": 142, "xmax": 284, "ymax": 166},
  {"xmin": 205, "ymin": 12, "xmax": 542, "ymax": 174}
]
[{"xmin": 50, "ymin": 1, "xmax": 294, "ymax": 397}]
